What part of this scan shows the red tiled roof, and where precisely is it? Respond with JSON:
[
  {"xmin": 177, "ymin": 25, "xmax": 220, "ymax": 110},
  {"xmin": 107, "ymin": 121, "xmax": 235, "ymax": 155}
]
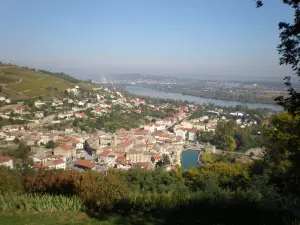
[
  {"xmin": 134, "ymin": 130, "xmax": 149, "ymax": 135},
  {"xmin": 75, "ymin": 160, "xmax": 96, "ymax": 169},
  {"xmin": 75, "ymin": 112, "xmax": 87, "ymax": 117},
  {"xmin": 186, "ymin": 128, "xmax": 198, "ymax": 133},
  {"xmin": 15, "ymin": 106, "xmax": 24, "ymax": 111},
  {"xmin": 116, "ymin": 156, "xmax": 126, "ymax": 162},
  {"xmin": 154, "ymin": 155, "xmax": 161, "ymax": 161},
  {"xmin": 51, "ymin": 159, "xmax": 65, "ymax": 165},
  {"xmin": 34, "ymin": 163, "xmax": 47, "ymax": 169},
  {"xmin": 119, "ymin": 140, "xmax": 132, "ymax": 147},
  {"xmin": 98, "ymin": 150, "xmax": 111, "ymax": 157},
  {"xmin": 0, "ymin": 156, "xmax": 11, "ymax": 163},
  {"xmin": 118, "ymin": 159, "xmax": 129, "ymax": 165},
  {"xmin": 60, "ymin": 144, "xmax": 70, "ymax": 150},
  {"xmin": 58, "ymin": 137, "xmax": 77, "ymax": 143}
]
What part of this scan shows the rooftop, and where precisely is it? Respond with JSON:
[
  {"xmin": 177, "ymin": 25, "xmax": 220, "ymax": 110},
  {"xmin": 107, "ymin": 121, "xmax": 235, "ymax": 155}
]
[
  {"xmin": 75, "ymin": 160, "xmax": 96, "ymax": 169},
  {"xmin": 0, "ymin": 156, "xmax": 11, "ymax": 163}
]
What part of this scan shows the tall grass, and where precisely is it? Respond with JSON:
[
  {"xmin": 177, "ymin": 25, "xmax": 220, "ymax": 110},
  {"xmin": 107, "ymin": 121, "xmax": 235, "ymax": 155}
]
[{"xmin": 0, "ymin": 193, "xmax": 85, "ymax": 212}]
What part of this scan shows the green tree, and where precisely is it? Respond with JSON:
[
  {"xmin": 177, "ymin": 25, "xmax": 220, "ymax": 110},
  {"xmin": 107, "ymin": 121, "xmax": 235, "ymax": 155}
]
[
  {"xmin": 256, "ymin": 0, "xmax": 300, "ymax": 114},
  {"xmin": 162, "ymin": 154, "xmax": 171, "ymax": 165},
  {"xmin": 255, "ymin": 0, "xmax": 300, "ymax": 204},
  {"xmin": 197, "ymin": 130, "xmax": 214, "ymax": 143},
  {"xmin": 45, "ymin": 140, "xmax": 57, "ymax": 149},
  {"xmin": 213, "ymin": 120, "xmax": 237, "ymax": 151}
]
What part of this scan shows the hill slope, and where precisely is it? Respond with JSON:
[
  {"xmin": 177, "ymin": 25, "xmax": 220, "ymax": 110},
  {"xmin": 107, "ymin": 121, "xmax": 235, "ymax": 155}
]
[{"xmin": 0, "ymin": 66, "xmax": 96, "ymax": 100}]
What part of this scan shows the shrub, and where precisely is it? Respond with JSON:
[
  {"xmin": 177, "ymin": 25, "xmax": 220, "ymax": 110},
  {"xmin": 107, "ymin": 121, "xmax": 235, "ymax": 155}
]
[
  {"xmin": 24, "ymin": 169, "xmax": 131, "ymax": 211},
  {"xmin": 0, "ymin": 192, "xmax": 84, "ymax": 212},
  {"xmin": 0, "ymin": 166, "xmax": 24, "ymax": 194}
]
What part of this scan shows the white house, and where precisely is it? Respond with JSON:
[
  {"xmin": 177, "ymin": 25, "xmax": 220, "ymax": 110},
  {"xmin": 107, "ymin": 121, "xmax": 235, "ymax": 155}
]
[
  {"xmin": 230, "ymin": 112, "xmax": 244, "ymax": 117},
  {"xmin": 77, "ymin": 101, "xmax": 85, "ymax": 106},
  {"xmin": 52, "ymin": 101, "xmax": 63, "ymax": 107},
  {"xmin": 180, "ymin": 121, "xmax": 193, "ymax": 129},
  {"xmin": 58, "ymin": 112, "xmax": 73, "ymax": 119},
  {"xmin": 65, "ymin": 128, "xmax": 74, "ymax": 133},
  {"xmin": 144, "ymin": 123, "xmax": 155, "ymax": 133},
  {"xmin": 236, "ymin": 119, "xmax": 242, "ymax": 125},
  {"xmin": 155, "ymin": 123, "xmax": 166, "ymax": 131},
  {"xmin": 51, "ymin": 120, "xmax": 61, "ymax": 124},
  {"xmin": 34, "ymin": 101, "xmax": 46, "ymax": 108},
  {"xmin": 92, "ymin": 108, "xmax": 102, "ymax": 116},
  {"xmin": 35, "ymin": 159, "xmax": 66, "ymax": 170},
  {"xmin": 75, "ymin": 112, "xmax": 87, "ymax": 119},
  {"xmin": 174, "ymin": 128, "xmax": 187, "ymax": 140},
  {"xmin": 66, "ymin": 88, "xmax": 79, "ymax": 94},
  {"xmin": 76, "ymin": 142, "xmax": 84, "ymax": 149},
  {"xmin": 199, "ymin": 116, "xmax": 209, "ymax": 122},
  {"xmin": 187, "ymin": 128, "xmax": 198, "ymax": 141},
  {"xmin": 0, "ymin": 156, "xmax": 13, "ymax": 168},
  {"xmin": 35, "ymin": 111, "xmax": 44, "ymax": 119},
  {"xmin": 47, "ymin": 159, "xmax": 66, "ymax": 170},
  {"xmin": 5, "ymin": 135, "xmax": 16, "ymax": 142},
  {"xmin": 98, "ymin": 150, "xmax": 117, "ymax": 167},
  {"xmin": 14, "ymin": 105, "xmax": 25, "ymax": 114}
]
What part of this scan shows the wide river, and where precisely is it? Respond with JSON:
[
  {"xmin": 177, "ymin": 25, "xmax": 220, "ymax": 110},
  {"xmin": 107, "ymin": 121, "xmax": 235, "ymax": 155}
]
[{"xmin": 126, "ymin": 85, "xmax": 282, "ymax": 110}]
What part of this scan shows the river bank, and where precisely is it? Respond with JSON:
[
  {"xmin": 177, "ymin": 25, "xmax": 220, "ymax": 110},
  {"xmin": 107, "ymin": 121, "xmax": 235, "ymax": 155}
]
[
  {"xmin": 125, "ymin": 85, "xmax": 282, "ymax": 111},
  {"xmin": 181, "ymin": 91, "xmax": 277, "ymax": 105}
]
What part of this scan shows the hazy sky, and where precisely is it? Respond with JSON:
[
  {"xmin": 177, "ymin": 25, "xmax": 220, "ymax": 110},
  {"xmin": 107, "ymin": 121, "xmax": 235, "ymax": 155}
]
[{"xmin": 0, "ymin": 0, "xmax": 295, "ymax": 80}]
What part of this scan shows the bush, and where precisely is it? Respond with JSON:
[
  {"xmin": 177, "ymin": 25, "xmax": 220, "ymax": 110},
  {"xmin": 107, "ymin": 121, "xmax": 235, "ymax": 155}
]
[
  {"xmin": 24, "ymin": 169, "xmax": 131, "ymax": 211},
  {"xmin": 0, "ymin": 167, "xmax": 24, "ymax": 194}
]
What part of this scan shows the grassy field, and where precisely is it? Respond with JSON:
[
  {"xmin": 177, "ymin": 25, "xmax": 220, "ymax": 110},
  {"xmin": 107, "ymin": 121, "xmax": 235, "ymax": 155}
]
[
  {"xmin": 0, "ymin": 212, "xmax": 100, "ymax": 225},
  {"xmin": 0, "ymin": 66, "xmax": 97, "ymax": 100},
  {"xmin": 0, "ymin": 212, "xmax": 156, "ymax": 225}
]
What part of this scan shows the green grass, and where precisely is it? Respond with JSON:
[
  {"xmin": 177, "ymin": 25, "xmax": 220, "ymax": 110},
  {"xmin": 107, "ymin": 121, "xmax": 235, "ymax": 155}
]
[
  {"xmin": 0, "ymin": 212, "xmax": 100, "ymax": 225},
  {"xmin": 0, "ymin": 212, "xmax": 158, "ymax": 225}
]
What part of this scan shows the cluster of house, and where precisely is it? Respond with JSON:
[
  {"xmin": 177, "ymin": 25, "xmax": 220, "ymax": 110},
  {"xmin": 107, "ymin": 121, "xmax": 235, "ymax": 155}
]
[
  {"xmin": 173, "ymin": 116, "xmax": 219, "ymax": 141},
  {"xmin": 15, "ymin": 126, "xmax": 185, "ymax": 171},
  {"xmin": 0, "ymin": 96, "xmax": 11, "ymax": 104},
  {"xmin": 0, "ymin": 103, "xmax": 191, "ymax": 171}
]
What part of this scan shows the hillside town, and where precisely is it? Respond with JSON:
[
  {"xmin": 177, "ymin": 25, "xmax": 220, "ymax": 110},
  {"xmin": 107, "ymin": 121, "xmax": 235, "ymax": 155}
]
[{"xmin": 0, "ymin": 84, "xmax": 264, "ymax": 171}]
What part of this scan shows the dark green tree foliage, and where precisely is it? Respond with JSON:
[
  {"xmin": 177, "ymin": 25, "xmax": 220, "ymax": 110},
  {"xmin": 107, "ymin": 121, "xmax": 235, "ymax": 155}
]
[
  {"xmin": 123, "ymin": 168, "xmax": 187, "ymax": 193},
  {"xmin": 3, "ymin": 141, "xmax": 31, "ymax": 162},
  {"xmin": 257, "ymin": 0, "xmax": 300, "ymax": 114},
  {"xmin": 156, "ymin": 154, "xmax": 171, "ymax": 168},
  {"xmin": 0, "ymin": 167, "xmax": 24, "ymax": 194},
  {"xmin": 213, "ymin": 120, "xmax": 237, "ymax": 151},
  {"xmin": 255, "ymin": 0, "xmax": 300, "ymax": 207},
  {"xmin": 197, "ymin": 130, "xmax": 214, "ymax": 143},
  {"xmin": 45, "ymin": 140, "xmax": 57, "ymax": 149}
]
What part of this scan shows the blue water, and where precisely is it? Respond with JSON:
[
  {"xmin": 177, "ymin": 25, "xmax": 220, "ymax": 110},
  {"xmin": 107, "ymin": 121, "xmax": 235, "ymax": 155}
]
[
  {"xmin": 126, "ymin": 85, "xmax": 282, "ymax": 111},
  {"xmin": 181, "ymin": 150, "xmax": 200, "ymax": 169}
]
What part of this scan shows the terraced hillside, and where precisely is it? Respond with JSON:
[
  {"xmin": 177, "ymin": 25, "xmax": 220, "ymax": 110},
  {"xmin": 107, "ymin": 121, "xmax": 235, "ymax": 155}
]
[{"xmin": 0, "ymin": 66, "xmax": 96, "ymax": 100}]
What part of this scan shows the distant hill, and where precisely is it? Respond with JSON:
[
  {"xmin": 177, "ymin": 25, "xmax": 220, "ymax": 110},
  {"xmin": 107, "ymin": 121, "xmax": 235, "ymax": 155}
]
[{"xmin": 0, "ymin": 65, "xmax": 97, "ymax": 100}]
